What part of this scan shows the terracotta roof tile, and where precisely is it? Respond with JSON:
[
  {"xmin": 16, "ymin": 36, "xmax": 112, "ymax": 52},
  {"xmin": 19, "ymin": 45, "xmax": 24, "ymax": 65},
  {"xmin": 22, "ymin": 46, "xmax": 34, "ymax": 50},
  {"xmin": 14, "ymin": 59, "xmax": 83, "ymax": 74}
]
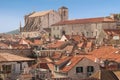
[
  {"xmin": 52, "ymin": 17, "xmax": 115, "ymax": 26},
  {"xmin": 55, "ymin": 57, "xmax": 72, "ymax": 65},
  {"xmin": 78, "ymin": 42, "xmax": 84, "ymax": 48},
  {"xmin": 65, "ymin": 35, "xmax": 81, "ymax": 42},
  {"xmin": 47, "ymin": 41, "xmax": 65, "ymax": 49},
  {"xmin": 61, "ymin": 56, "xmax": 83, "ymax": 72},
  {"xmin": 52, "ymin": 52, "xmax": 61, "ymax": 59},
  {"xmin": 29, "ymin": 10, "xmax": 52, "ymax": 17},
  {"xmin": 0, "ymin": 53, "xmax": 34, "ymax": 62},
  {"xmin": 63, "ymin": 45, "xmax": 74, "ymax": 53},
  {"xmin": 104, "ymin": 29, "xmax": 120, "ymax": 36},
  {"xmin": 33, "ymin": 39, "xmax": 43, "ymax": 45},
  {"xmin": 38, "ymin": 58, "xmax": 52, "ymax": 63},
  {"xmin": 36, "ymin": 63, "xmax": 50, "ymax": 69},
  {"xmin": 0, "ymin": 42, "xmax": 9, "ymax": 48},
  {"xmin": 19, "ymin": 39, "xmax": 33, "ymax": 45},
  {"xmin": 89, "ymin": 46, "xmax": 120, "ymax": 62},
  {"xmin": 86, "ymin": 42, "xmax": 92, "ymax": 48},
  {"xmin": 89, "ymin": 46, "xmax": 114, "ymax": 57},
  {"xmin": 47, "ymin": 63, "xmax": 54, "ymax": 71},
  {"xmin": 77, "ymin": 42, "xmax": 92, "ymax": 48}
]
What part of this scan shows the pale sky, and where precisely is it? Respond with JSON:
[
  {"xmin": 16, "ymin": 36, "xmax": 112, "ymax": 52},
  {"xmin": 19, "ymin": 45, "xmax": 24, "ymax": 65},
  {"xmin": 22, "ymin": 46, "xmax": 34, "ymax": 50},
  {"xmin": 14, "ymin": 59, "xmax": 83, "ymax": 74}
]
[{"xmin": 0, "ymin": 0, "xmax": 120, "ymax": 33}]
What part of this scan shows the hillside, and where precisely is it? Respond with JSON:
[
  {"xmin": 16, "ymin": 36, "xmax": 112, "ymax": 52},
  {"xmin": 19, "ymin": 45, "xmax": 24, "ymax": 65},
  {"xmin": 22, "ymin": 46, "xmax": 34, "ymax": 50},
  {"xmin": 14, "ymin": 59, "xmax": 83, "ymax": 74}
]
[{"xmin": 6, "ymin": 29, "xmax": 20, "ymax": 34}]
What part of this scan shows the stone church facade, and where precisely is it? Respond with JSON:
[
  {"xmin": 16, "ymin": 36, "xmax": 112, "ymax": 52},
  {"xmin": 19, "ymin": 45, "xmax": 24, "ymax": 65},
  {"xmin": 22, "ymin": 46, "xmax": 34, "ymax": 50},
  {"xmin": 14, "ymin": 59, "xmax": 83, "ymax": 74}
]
[
  {"xmin": 51, "ymin": 17, "xmax": 117, "ymax": 44},
  {"xmin": 20, "ymin": 6, "xmax": 68, "ymax": 38}
]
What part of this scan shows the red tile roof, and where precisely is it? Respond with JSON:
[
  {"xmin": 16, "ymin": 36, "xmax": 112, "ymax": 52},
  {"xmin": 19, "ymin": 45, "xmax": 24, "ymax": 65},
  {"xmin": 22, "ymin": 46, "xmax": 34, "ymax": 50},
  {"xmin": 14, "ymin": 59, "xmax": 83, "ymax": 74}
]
[
  {"xmin": 61, "ymin": 56, "xmax": 83, "ymax": 72},
  {"xmin": 33, "ymin": 39, "xmax": 43, "ymax": 45},
  {"xmin": 63, "ymin": 45, "xmax": 74, "ymax": 53},
  {"xmin": 104, "ymin": 29, "xmax": 120, "ymax": 36},
  {"xmin": 0, "ymin": 42, "xmax": 9, "ymax": 48},
  {"xmin": 78, "ymin": 42, "xmax": 92, "ymax": 48},
  {"xmin": 55, "ymin": 57, "xmax": 72, "ymax": 65},
  {"xmin": 86, "ymin": 42, "xmax": 92, "ymax": 48},
  {"xmin": 47, "ymin": 63, "xmax": 54, "ymax": 70},
  {"xmin": 0, "ymin": 53, "xmax": 34, "ymax": 62},
  {"xmin": 19, "ymin": 39, "xmax": 33, "ymax": 45},
  {"xmin": 38, "ymin": 58, "xmax": 52, "ymax": 63},
  {"xmin": 47, "ymin": 41, "xmax": 65, "ymax": 49},
  {"xmin": 38, "ymin": 63, "xmax": 50, "ymax": 69},
  {"xmin": 90, "ymin": 46, "xmax": 116, "ymax": 58},
  {"xmin": 89, "ymin": 46, "xmax": 120, "ymax": 62},
  {"xmin": 65, "ymin": 35, "xmax": 82, "ymax": 42},
  {"xmin": 52, "ymin": 52, "xmax": 61, "ymax": 59},
  {"xmin": 29, "ymin": 10, "xmax": 52, "ymax": 18},
  {"xmin": 52, "ymin": 17, "xmax": 115, "ymax": 26}
]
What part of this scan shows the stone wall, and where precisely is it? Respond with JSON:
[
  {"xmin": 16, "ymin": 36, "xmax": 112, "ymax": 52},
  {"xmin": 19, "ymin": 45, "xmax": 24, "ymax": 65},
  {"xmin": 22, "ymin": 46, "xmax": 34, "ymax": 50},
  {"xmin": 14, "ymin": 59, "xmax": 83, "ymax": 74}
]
[
  {"xmin": 51, "ymin": 22, "xmax": 117, "ymax": 39},
  {"xmin": 51, "ymin": 23, "xmax": 101, "ymax": 38},
  {"xmin": 68, "ymin": 58, "xmax": 100, "ymax": 80},
  {"xmin": 21, "ymin": 31, "xmax": 40, "ymax": 38}
]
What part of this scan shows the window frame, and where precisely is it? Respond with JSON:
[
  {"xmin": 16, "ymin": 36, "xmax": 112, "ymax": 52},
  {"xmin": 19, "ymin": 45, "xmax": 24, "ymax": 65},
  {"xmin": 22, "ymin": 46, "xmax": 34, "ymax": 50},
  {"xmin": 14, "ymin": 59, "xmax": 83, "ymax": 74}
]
[
  {"xmin": 87, "ymin": 66, "xmax": 94, "ymax": 72},
  {"xmin": 76, "ymin": 67, "xmax": 83, "ymax": 73}
]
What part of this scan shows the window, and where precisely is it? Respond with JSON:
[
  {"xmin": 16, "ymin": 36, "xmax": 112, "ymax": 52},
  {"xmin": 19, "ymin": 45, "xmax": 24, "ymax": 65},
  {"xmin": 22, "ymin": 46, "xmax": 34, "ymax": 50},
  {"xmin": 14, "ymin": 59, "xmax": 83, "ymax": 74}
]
[
  {"xmin": 54, "ymin": 35, "xmax": 56, "ymax": 38},
  {"xmin": 86, "ymin": 32, "xmax": 89, "ymax": 36},
  {"xmin": 76, "ymin": 67, "xmax": 83, "ymax": 73},
  {"xmin": 2, "ymin": 65, "xmax": 11, "ymax": 73},
  {"xmin": 57, "ymin": 35, "xmax": 59, "ymax": 38},
  {"xmin": 87, "ymin": 66, "xmax": 94, "ymax": 72},
  {"xmin": 55, "ymin": 65, "xmax": 57, "ymax": 71},
  {"xmin": 57, "ymin": 27, "xmax": 59, "ymax": 30},
  {"xmin": 91, "ymin": 32, "xmax": 93, "ymax": 36},
  {"xmin": 62, "ymin": 30, "xmax": 66, "ymax": 35}
]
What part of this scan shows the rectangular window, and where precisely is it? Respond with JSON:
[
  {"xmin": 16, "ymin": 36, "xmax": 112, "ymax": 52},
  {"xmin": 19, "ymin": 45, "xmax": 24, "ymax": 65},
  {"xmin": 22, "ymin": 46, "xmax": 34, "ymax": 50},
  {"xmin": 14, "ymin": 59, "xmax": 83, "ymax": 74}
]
[
  {"xmin": 87, "ymin": 66, "xmax": 94, "ymax": 72},
  {"xmin": 91, "ymin": 32, "xmax": 93, "ymax": 36},
  {"xmin": 76, "ymin": 67, "xmax": 83, "ymax": 73},
  {"xmin": 87, "ymin": 32, "xmax": 89, "ymax": 36},
  {"xmin": 55, "ymin": 65, "xmax": 57, "ymax": 71},
  {"xmin": 57, "ymin": 27, "xmax": 59, "ymax": 30},
  {"xmin": 2, "ymin": 65, "xmax": 11, "ymax": 73}
]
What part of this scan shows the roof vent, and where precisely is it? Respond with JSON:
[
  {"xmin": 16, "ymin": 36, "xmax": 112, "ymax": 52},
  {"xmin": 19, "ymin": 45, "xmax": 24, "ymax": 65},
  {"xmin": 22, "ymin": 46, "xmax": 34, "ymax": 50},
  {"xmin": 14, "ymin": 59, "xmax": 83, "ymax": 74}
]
[
  {"xmin": 115, "ymin": 51, "xmax": 119, "ymax": 54},
  {"xmin": 94, "ymin": 58, "xmax": 99, "ymax": 63},
  {"xmin": 66, "ymin": 61, "xmax": 71, "ymax": 66}
]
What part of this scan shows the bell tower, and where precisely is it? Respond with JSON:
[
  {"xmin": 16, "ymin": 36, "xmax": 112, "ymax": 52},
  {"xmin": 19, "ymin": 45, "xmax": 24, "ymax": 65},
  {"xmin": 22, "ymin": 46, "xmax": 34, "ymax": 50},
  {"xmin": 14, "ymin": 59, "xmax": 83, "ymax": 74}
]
[{"xmin": 58, "ymin": 6, "xmax": 68, "ymax": 21}]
